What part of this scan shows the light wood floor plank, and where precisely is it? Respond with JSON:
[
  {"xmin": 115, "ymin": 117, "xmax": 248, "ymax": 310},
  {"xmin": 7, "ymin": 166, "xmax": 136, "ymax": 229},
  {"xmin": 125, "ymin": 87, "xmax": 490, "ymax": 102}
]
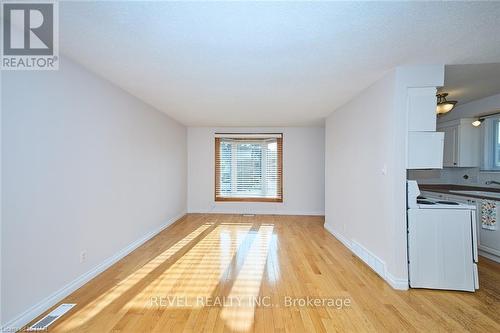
[{"xmin": 23, "ymin": 214, "xmax": 500, "ymax": 332}]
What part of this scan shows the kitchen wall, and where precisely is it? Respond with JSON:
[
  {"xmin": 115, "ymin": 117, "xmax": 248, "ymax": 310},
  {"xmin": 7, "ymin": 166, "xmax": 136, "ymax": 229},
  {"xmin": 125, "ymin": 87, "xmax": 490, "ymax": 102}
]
[
  {"xmin": 409, "ymin": 92, "xmax": 500, "ymax": 186},
  {"xmin": 1, "ymin": 57, "xmax": 187, "ymax": 327},
  {"xmin": 187, "ymin": 127, "xmax": 325, "ymax": 215},
  {"xmin": 408, "ymin": 168, "xmax": 500, "ymax": 186},
  {"xmin": 325, "ymin": 65, "xmax": 444, "ymax": 290}
]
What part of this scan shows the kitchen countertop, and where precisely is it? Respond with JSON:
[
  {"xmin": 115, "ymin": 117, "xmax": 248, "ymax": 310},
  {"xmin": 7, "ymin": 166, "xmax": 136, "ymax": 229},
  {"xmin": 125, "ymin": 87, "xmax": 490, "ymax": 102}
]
[{"xmin": 419, "ymin": 184, "xmax": 500, "ymax": 201}]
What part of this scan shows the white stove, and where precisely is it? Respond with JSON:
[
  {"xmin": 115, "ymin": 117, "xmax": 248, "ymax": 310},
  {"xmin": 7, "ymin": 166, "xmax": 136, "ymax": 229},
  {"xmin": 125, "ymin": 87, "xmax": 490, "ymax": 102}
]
[
  {"xmin": 407, "ymin": 180, "xmax": 479, "ymax": 292},
  {"xmin": 414, "ymin": 197, "xmax": 475, "ymax": 210},
  {"xmin": 407, "ymin": 180, "xmax": 475, "ymax": 209}
]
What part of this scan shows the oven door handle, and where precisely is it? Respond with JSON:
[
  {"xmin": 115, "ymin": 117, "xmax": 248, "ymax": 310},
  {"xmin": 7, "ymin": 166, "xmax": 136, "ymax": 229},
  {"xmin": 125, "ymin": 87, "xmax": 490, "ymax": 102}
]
[{"xmin": 471, "ymin": 210, "xmax": 478, "ymax": 263}]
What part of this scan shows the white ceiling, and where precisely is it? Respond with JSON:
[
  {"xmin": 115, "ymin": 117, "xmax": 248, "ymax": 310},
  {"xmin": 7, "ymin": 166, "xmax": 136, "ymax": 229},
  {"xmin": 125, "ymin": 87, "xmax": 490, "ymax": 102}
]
[
  {"xmin": 440, "ymin": 63, "xmax": 500, "ymax": 105},
  {"xmin": 59, "ymin": 2, "xmax": 500, "ymax": 126}
]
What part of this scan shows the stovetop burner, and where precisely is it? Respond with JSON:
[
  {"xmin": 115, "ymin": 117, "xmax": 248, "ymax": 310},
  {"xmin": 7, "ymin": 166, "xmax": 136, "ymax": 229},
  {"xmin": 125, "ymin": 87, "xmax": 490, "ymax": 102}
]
[
  {"xmin": 436, "ymin": 201, "xmax": 460, "ymax": 205},
  {"xmin": 417, "ymin": 200, "xmax": 436, "ymax": 205}
]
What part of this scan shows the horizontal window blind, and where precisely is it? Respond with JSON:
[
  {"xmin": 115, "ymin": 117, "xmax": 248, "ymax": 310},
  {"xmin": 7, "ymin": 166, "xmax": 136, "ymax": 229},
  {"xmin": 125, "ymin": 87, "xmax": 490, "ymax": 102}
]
[{"xmin": 215, "ymin": 134, "xmax": 282, "ymax": 202}]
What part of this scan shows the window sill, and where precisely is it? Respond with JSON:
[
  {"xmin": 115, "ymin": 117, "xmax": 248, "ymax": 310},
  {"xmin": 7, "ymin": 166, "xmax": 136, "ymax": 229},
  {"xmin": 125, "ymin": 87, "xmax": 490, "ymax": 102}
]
[{"xmin": 215, "ymin": 197, "xmax": 283, "ymax": 203}]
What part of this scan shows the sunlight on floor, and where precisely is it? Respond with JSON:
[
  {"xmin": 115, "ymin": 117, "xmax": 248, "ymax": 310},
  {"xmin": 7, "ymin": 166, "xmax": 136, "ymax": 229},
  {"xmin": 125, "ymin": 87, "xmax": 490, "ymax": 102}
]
[
  {"xmin": 57, "ymin": 222, "xmax": 213, "ymax": 331},
  {"xmin": 266, "ymin": 233, "xmax": 280, "ymax": 283},
  {"xmin": 129, "ymin": 223, "xmax": 253, "ymax": 309},
  {"xmin": 220, "ymin": 224, "xmax": 274, "ymax": 332},
  {"xmin": 34, "ymin": 215, "xmax": 499, "ymax": 333},
  {"xmin": 56, "ymin": 220, "xmax": 276, "ymax": 332}
]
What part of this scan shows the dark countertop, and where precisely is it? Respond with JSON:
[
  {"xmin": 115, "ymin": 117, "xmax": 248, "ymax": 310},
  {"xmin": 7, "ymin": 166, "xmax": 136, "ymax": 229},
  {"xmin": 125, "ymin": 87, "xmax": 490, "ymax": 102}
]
[{"xmin": 419, "ymin": 184, "xmax": 500, "ymax": 201}]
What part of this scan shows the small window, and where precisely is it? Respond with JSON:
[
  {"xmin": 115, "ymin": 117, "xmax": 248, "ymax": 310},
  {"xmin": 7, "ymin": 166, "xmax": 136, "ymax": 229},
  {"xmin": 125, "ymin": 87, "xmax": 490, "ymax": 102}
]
[
  {"xmin": 482, "ymin": 117, "xmax": 500, "ymax": 170},
  {"xmin": 215, "ymin": 133, "xmax": 283, "ymax": 202}
]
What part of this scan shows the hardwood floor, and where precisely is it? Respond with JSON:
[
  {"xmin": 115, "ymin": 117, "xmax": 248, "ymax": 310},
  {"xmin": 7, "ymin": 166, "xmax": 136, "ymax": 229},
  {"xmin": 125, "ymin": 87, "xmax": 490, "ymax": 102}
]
[{"xmin": 26, "ymin": 214, "xmax": 500, "ymax": 332}]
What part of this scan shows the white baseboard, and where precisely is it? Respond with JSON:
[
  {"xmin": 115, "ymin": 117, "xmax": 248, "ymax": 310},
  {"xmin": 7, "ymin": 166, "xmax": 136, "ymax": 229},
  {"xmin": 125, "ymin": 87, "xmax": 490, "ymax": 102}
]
[
  {"xmin": 479, "ymin": 250, "xmax": 500, "ymax": 264},
  {"xmin": 323, "ymin": 223, "xmax": 351, "ymax": 248},
  {"xmin": 1, "ymin": 211, "xmax": 186, "ymax": 331},
  {"xmin": 385, "ymin": 272, "xmax": 409, "ymax": 290},
  {"xmin": 188, "ymin": 209, "xmax": 325, "ymax": 216},
  {"xmin": 323, "ymin": 223, "xmax": 408, "ymax": 291},
  {"xmin": 350, "ymin": 240, "xmax": 386, "ymax": 279}
]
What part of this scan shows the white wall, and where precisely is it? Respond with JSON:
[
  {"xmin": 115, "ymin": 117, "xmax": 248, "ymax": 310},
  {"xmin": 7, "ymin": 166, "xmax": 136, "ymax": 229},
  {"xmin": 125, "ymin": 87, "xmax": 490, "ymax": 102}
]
[
  {"xmin": 187, "ymin": 127, "xmax": 324, "ymax": 215},
  {"xmin": 325, "ymin": 71, "xmax": 399, "ymax": 284},
  {"xmin": 324, "ymin": 65, "xmax": 444, "ymax": 289},
  {"xmin": 1, "ymin": 57, "xmax": 187, "ymax": 326}
]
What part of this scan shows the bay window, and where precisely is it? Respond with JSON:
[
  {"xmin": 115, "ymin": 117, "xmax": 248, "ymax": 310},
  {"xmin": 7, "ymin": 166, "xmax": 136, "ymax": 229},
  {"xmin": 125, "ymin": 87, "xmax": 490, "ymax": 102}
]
[{"xmin": 215, "ymin": 133, "xmax": 283, "ymax": 202}]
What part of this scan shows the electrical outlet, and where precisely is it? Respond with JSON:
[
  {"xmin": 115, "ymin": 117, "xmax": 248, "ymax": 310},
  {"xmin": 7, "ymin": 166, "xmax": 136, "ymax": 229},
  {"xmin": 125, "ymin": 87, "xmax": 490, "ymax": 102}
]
[
  {"xmin": 80, "ymin": 251, "xmax": 87, "ymax": 263},
  {"xmin": 381, "ymin": 164, "xmax": 387, "ymax": 175}
]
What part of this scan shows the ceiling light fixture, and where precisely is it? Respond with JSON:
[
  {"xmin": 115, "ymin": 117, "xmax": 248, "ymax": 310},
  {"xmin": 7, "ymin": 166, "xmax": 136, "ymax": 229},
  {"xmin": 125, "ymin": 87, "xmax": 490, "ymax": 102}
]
[
  {"xmin": 472, "ymin": 119, "xmax": 482, "ymax": 127},
  {"xmin": 436, "ymin": 93, "xmax": 457, "ymax": 115},
  {"xmin": 471, "ymin": 110, "xmax": 500, "ymax": 127}
]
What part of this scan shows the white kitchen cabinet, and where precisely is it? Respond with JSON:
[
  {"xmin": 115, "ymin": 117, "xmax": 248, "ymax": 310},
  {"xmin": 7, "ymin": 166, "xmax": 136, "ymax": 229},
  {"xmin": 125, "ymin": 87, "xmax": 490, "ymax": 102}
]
[
  {"xmin": 474, "ymin": 200, "xmax": 500, "ymax": 263},
  {"xmin": 438, "ymin": 119, "xmax": 480, "ymax": 167},
  {"xmin": 407, "ymin": 87, "xmax": 438, "ymax": 132},
  {"xmin": 407, "ymin": 131, "xmax": 444, "ymax": 169},
  {"xmin": 442, "ymin": 126, "xmax": 458, "ymax": 167},
  {"xmin": 406, "ymin": 87, "xmax": 443, "ymax": 169}
]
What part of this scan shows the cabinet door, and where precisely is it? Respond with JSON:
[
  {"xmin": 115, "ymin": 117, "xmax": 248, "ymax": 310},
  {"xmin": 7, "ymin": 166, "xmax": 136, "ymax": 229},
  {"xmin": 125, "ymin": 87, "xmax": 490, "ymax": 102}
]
[
  {"xmin": 476, "ymin": 201, "xmax": 500, "ymax": 257},
  {"xmin": 457, "ymin": 122, "xmax": 481, "ymax": 167},
  {"xmin": 442, "ymin": 126, "xmax": 458, "ymax": 167},
  {"xmin": 407, "ymin": 132, "xmax": 444, "ymax": 169},
  {"xmin": 407, "ymin": 87, "xmax": 438, "ymax": 131}
]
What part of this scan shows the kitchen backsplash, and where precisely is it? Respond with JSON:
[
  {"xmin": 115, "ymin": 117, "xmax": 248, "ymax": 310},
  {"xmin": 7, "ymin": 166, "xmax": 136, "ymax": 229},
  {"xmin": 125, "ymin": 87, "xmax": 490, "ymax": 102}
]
[{"xmin": 408, "ymin": 168, "xmax": 500, "ymax": 187}]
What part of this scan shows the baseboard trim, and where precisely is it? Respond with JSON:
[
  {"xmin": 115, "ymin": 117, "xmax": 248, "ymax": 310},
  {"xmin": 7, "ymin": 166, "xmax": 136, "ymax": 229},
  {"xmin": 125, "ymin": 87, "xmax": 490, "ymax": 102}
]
[
  {"xmin": 323, "ymin": 223, "xmax": 351, "ymax": 248},
  {"xmin": 386, "ymin": 272, "xmax": 409, "ymax": 290},
  {"xmin": 1, "ymin": 211, "xmax": 186, "ymax": 331},
  {"xmin": 350, "ymin": 240, "xmax": 386, "ymax": 279},
  {"xmin": 188, "ymin": 209, "xmax": 325, "ymax": 216},
  {"xmin": 479, "ymin": 250, "xmax": 500, "ymax": 264},
  {"xmin": 323, "ymin": 223, "xmax": 408, "ymax": 291}
]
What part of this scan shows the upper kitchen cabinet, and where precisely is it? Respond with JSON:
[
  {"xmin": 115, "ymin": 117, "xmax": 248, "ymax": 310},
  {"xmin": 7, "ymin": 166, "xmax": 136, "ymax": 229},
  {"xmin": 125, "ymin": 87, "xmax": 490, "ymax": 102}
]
[
  {"xmin": 438, "ymin": 118, "xmax": 480, "ymax": 167},
  {"xmin": 406, "ymin": 86, "xmax": 444, "ymax": 169},
  {"xmin": 407, "ymin": 87, "xmax": 438, "ymax": 132},
  {"xmin": 407, "ymin": 131, "xmax": 445, "ymax": 169}
]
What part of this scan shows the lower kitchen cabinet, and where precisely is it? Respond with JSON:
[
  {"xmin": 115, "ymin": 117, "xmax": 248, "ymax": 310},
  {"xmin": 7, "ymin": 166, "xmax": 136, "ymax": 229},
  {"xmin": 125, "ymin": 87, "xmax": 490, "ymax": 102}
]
[{"xmin": 473, "ymin": 200, "xmax": 500, "ymax": 262}]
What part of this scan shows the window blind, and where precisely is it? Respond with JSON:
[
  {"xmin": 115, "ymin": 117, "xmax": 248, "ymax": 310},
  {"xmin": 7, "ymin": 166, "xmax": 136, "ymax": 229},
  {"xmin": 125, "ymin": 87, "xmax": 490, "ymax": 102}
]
[
  {"xmin": 215, "ymin": 134, "xmax": 283, "ymax": 202},
  {"xmin": 481, "ymin": 117, "xmax": 500, "ymax": 170}
]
